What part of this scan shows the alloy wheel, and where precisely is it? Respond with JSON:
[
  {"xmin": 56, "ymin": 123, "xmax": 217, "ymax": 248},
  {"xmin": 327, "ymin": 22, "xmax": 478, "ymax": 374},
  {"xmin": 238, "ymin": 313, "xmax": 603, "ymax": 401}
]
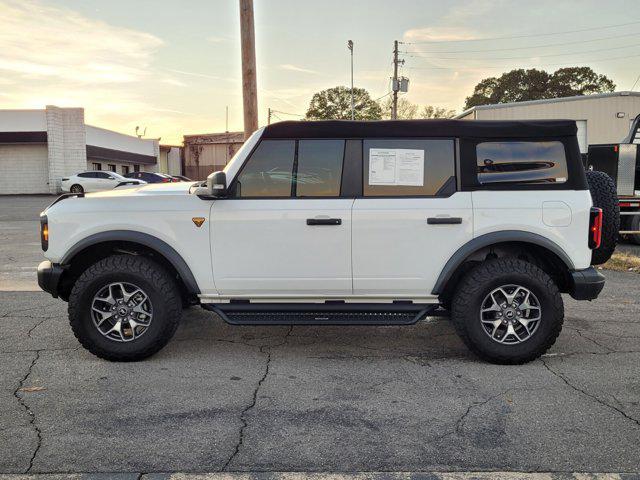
[
  {"xmin": 479, "ymin": 284, "xmax": 541, "ymax": 344},
  {"xmin": 90, "ymin": 282, "xmax": 153, "ymax": 342}
]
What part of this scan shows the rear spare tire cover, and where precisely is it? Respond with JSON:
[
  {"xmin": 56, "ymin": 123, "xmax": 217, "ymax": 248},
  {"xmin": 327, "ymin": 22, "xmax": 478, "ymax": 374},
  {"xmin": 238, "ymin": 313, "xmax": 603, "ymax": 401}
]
[{"xmin": 585, "ymin": 170, "xmax": 619, "ymax": 265}]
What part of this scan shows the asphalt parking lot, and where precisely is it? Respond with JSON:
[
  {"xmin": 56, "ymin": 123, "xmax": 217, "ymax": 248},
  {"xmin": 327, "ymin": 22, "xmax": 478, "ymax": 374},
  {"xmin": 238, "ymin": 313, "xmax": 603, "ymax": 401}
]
[{"xmin": 0, "ymin": 195, "xmax": 639, "ymax": 476}]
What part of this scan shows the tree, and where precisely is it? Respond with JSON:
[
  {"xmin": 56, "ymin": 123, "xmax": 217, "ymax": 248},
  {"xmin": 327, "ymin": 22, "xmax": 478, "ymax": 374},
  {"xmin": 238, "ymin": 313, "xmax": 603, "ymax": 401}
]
[
  {"xmin": 305, "ymin": 86, "xmax": 382, "ymax": 120},
  {"xmin": 420, "ymin": 105, "xmax": 457, "ymax": 119},
  {"xmin": 380, "ymin": 97, "xmax": 418, "ymax": 119},
  {"xmin": 379, "ymin": 97, "xmax": 457, "ymax": 119},
  {"xmin": 464, "ymin": 67, "xmax": 616, "ymax": 110}
]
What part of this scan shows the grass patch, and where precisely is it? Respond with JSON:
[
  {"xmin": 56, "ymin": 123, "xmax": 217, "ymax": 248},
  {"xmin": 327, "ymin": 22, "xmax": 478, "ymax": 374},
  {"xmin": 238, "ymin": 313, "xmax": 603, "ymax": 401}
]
[{"xmin": 600, "ymin": 251, "xmax": 640, "ymax": 273}]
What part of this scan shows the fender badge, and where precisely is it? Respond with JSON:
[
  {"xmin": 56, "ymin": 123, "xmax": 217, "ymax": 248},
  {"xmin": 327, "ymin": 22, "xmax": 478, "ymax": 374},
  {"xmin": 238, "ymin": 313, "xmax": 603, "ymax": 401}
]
[{"xmin": 192, "ymin": 217, "xmax": 205, "ymax": 227}]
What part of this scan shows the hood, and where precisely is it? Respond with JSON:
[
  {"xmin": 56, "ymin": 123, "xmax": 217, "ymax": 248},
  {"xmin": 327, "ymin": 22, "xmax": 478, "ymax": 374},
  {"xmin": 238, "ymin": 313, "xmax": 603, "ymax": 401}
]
[{"xmin": 86, "ymin": 181, "xmax": 195, "ymax": 198}]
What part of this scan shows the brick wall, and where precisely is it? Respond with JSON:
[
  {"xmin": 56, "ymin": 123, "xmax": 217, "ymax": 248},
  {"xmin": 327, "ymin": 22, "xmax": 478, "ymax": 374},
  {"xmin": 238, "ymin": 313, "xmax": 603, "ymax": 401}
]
[
  {"xmin": 45, "ymin": 106, "xmax": 87, "ymax": 194},
  {"xmin": 0, "ymin": 145, "xmax": 49, "ymax": 194}
]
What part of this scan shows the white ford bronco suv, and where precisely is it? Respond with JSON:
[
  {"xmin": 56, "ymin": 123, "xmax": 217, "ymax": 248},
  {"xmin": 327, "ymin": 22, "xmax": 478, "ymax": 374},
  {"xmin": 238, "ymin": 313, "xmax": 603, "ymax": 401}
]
[{"xmin": 37, "ymin": 119, "xmax": 617, "ymax": 364}]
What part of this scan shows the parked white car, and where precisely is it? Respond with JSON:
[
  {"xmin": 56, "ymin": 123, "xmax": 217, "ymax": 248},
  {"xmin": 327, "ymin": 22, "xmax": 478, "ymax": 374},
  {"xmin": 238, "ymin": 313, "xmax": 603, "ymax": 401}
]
[
  {"xmin": 38, "ymin": 120, "xmax": 617, "ymax": 364},
  {"xmin": 60, "ymin": 171, "xmax": 146, "ymax": 193}
]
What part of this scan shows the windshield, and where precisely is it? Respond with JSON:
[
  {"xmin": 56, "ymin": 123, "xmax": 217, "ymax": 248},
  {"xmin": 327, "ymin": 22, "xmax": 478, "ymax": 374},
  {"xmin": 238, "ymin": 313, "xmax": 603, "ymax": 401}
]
[{"xmin": 110, "ymin": 172, "xmax": 126, "ymax": 180}]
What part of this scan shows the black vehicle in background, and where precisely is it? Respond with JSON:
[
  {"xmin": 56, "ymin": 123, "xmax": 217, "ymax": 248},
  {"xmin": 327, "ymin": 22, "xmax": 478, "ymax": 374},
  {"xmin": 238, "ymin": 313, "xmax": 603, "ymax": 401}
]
[
  {"xmin": 124, "ymin": 172, "xmax": 179, "ymax": 183},
  {"xmin": 587, "ymin": 113, "xmax": 640, "ymax": 243}
]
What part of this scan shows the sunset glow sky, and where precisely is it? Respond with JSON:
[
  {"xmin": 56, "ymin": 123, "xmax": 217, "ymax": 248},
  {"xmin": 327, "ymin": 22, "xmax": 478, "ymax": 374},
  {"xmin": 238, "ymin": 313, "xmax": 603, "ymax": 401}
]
[{"xmin": 1, "ymin": 0, "xmax": 639, "ymax": 144}]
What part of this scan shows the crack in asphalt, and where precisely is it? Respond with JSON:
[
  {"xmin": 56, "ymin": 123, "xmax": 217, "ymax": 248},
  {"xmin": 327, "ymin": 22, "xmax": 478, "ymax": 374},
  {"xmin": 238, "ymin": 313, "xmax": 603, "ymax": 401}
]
[
  {"xmin": 454, "ymin": 389, "xmax": 512, "ymax": 436},
  {"xmin": 567, "ymin": 326, "xmax": 615, "ymax": 352},
  {"xmin": 540, "ymin": 357, "xmax": 640, "ymax": 428},
  {"xmin": 221, "ymin": 325, "xmax": 293, "ymax": 472},
  {"xmin": 13, "ymin": 350, "xmax": 43, "ymax": 473},
  {"xmin": 27, "ymin": 317, "xmax": 51, "ymax": 338}
]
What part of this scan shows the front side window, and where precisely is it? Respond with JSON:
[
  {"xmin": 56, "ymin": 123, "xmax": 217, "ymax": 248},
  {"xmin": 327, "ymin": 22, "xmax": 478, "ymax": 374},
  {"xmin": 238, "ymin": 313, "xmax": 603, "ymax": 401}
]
[
  {"xmin": 363, "ymin": 139, "xmax": 455, "ymax": 197},
  {"xmin": 235, "ymin": 140, "xmax": 295, "ymax": 197},
  {"xmin": 476, "ymin": 141, "xmax": 567, "ymax": 184},
  {"xmin": 296, "ymin": 140, "xmax": 344, "ymax": 197}
]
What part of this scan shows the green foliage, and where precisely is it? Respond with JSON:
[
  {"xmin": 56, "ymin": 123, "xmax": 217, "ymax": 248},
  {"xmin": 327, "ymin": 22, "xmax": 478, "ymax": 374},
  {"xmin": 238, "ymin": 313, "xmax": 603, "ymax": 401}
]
[
  {"xmin": 305, "ymin": 86, "xmax": 383, "ymax": 120},
  {"xmin": 464, "ymin": 67, "xmax": 616, "ymax": 110}
]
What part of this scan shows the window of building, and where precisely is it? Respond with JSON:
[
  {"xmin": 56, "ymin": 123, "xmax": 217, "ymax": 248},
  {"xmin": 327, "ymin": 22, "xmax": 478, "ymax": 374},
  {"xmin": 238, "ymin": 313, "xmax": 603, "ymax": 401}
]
[
  {"xmin": 133, "ymin": 164, "xmax": 140, "ymax": 172},
  {"xmin": 296, "ymin": 140, "xmax": 344, "ymax": 197},
  {"xmin": 235, "ymin": 140, "xmax": 295, "ymax": 197},
  {"xmin": 92, "ymin": 162, "xmax": 102, "ymax": 170},
  {"xmin": 476, "ymin": 141, "xmax": 568, "ymax": 185},
  {"xmin": 122, "ymin": 165, "xmax": 130, "ymax": 175},
  {"xmin": 363, "ymin": 139, "xmax": 456, "ymax": 197},
  {"xmin": 108, "ymin": 164, "xmax": 116, "ymax": 172}
]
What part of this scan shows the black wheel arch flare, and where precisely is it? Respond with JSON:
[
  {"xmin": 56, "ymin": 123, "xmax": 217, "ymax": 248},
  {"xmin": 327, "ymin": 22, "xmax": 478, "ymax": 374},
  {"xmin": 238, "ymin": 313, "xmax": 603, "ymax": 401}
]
[{"xmin": 60, "ymin": 230, "xmax": 201, "ymax": 295}]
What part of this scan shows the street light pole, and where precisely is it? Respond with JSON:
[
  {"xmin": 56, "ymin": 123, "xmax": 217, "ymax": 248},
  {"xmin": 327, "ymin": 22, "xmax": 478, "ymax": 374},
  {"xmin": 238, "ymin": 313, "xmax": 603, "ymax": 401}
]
[{"xmin": 348, "ymin": 40, "xmax": 354, "ymax": 120}]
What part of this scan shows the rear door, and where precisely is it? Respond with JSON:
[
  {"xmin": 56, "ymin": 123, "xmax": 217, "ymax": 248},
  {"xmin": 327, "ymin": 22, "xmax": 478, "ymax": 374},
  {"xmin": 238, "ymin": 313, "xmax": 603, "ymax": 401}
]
[
  {"xmin": 211, "ymin": 138, "xmax": 353, "ymax": 296},
  {"xmin": 352, "ymin": 138, "xmax": 473, "ymax": 298}
]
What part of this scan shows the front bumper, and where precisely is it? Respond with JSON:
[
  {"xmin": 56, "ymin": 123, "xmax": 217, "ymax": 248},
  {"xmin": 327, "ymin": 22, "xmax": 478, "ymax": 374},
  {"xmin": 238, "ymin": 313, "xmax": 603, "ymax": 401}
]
[
  {"xmin": 569, "ymin": 267, "xmax": 605, "ymax": 301},
  {"xmin": 37, "ymin": 260, "xmax": 65, "ymax": 298}
]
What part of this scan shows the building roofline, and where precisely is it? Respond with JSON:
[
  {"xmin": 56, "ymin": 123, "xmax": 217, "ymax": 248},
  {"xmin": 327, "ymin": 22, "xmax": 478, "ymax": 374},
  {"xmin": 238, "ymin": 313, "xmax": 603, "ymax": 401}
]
[{"xmin": 455, "ymin": 91, "xmax": 640, "ymax": 119}]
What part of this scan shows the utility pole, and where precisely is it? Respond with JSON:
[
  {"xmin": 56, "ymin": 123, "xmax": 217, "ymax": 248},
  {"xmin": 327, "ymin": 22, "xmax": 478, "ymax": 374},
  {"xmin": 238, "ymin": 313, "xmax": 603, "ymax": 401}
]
[
  {"xmin": 391, "ymin": 40, "xmax": 399, "ymax": 120},
  {"xmin": 348, "ymin": 40, "xmax": 354, "ymax": 120},
  {"xmin": 239, "ymin": 0, "xmax": 258, "ymax": 139},
  {"xmin": 267, "ymin": 107, "xmax": 272, "ymax": 125}
]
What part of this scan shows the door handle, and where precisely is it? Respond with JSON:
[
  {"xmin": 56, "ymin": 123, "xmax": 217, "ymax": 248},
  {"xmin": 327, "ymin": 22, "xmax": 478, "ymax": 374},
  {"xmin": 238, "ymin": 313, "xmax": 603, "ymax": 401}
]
[
  {"xmin": 306, "ymin": 218, "xmax": 342, "ymax": 226},
  {"xmin": 427, "ymin": 217, "xmax": 463, "ymax": 225}
]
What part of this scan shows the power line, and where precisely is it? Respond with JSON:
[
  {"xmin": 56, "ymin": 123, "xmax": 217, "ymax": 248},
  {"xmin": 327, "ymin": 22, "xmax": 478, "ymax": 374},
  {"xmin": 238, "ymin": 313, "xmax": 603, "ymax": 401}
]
[
  {"xmin": 631, "ymin": 73, "xmax": 640, "ymax": 91},
  {"xmin": 270, "ymin": 109, "xmax": 303, "ymax": 117},
  {"xmin": 400, "ymin": 31, "xmax": 640, "ymax": 54},
  {"xmin": 373, "ymin": 91, "xmax": 393, "ymax": 102},
  {"xmin": 403, "ymin": 52, "xmax": 640, "ymax": 70},
  {"xmin": 402, "ymin": 41, "xmax": 640, "ymax": 61},
  {"xmin": 400, "ymin": 20, "xmax": 640, "ymax": 44}
]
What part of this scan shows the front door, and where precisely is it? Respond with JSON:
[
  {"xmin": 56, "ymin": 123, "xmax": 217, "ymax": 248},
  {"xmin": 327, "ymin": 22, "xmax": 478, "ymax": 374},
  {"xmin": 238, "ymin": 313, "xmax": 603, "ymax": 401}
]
[
  {"xmin": 352, "ymin": 138, "xmax": 473, "ymax": 298},
  {"xmin": 211, "ymin": 139, "xmax": 353, "ymax": 297}
]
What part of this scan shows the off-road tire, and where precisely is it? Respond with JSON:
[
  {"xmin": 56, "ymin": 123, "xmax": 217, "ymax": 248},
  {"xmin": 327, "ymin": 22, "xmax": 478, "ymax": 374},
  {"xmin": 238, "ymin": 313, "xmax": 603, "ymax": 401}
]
[
  {"xmin": 585, "ymin": 170, "xmax": 619, "ymax": 265},
  {"xmin": 451, "ymin": 258, "xmax": 564, "ymax": 365},
  {"xmin": 69, "ymin": 255, "xmax": 182, "ymax": 361},
  {"xmin": 70, "ymin": 184, "xmax": 84, "ymax": 194}
]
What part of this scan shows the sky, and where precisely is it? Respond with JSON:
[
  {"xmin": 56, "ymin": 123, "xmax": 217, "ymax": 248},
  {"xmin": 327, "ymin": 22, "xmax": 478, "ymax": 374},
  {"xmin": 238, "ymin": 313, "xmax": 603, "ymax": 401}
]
[{"xmin": 0, "ymin": 0, "xmax": 639, "ymax": 144}]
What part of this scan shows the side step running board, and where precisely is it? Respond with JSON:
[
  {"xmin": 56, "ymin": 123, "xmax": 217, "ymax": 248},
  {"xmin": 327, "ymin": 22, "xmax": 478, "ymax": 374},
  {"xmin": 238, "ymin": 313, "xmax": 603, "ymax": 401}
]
[{"xmin": 201, "ymin": 303, "xmax": 448, "ymax": 326}]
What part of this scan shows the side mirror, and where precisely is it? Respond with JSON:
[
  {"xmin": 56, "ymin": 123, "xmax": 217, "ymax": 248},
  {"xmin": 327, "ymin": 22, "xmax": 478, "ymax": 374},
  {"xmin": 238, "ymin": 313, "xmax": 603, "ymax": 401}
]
[{"xmin": 207, "ymin": 171, "xmax": 228, "ymax": 197}]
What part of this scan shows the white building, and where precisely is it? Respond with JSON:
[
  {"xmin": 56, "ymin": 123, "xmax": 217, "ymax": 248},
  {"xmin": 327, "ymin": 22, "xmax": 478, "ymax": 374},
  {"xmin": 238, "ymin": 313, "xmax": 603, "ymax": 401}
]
[
  {"xmin": 0, "ymin": 105, "xmax": 160, "ymax": 194},
  {"xmin": 456, "ymin": 91, "xmax": 640, "ymax": 154}
]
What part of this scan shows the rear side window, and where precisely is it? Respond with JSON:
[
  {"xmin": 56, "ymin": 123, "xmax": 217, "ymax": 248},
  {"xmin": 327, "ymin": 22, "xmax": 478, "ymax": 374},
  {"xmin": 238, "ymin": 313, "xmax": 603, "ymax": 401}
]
[
  {"xmin": 296, "ymin": 140, "xmax": 344, "ymax": 197},
  {"xmin": 363, "ymin": 139, "xmax": 455, "ymax": 197},
  {"xmin": 476, "ymin": 141, "xmax": 567, "ymax": 185},
  {"xmin": 236, "ymin": 140, "xmax": 295, "ymax": 197}
]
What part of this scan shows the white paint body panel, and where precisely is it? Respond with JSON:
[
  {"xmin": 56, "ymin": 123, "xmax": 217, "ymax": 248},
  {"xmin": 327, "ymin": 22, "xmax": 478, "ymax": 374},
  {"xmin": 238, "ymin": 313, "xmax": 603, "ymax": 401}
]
[
  {"xmin": 472, "ymin": 190, "xmax": 592, "ymax": 270},
  {"xmin": 352, "ymin": 193, "xmax": 473, "ymax": 296},
  {"xmin": 44, "ymin": 183, "xmax": 217, "ymax": 295},
  {"xmin": 211, "ymin": 199, "xmax": 353, "ymax": 295}
]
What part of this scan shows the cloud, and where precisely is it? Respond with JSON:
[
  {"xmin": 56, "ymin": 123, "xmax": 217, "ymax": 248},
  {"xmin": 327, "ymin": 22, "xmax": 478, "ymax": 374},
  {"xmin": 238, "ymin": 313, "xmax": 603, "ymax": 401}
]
[
  {"xmin": 0, "ymin": 0, "xmax": 163, "ymax": 84},
  {"xmin": 279, "ymin": 64, "xmax": 319, "ymax": 75},
  {"xmin": 403, "ymin": 27, "xmax": 479, "ymax": 43}
]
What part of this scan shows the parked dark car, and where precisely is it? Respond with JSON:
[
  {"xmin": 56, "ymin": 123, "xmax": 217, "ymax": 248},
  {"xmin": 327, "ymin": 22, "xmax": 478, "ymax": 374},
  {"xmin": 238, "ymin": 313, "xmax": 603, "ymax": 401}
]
[
  {"xmin": 124, "ymin": 172, "xmax": 179, "ymax": 183},
  {"xmin": 171, "ymin": 175, "xmax": 193, "ymax": 182}
]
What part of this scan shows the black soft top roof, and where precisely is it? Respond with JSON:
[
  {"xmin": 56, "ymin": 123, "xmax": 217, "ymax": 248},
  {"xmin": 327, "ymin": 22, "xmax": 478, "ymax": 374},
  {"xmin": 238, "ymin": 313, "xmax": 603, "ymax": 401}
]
[{"xmin": 262, "ymin": 119, "xmax": 577, "ymax": 139}]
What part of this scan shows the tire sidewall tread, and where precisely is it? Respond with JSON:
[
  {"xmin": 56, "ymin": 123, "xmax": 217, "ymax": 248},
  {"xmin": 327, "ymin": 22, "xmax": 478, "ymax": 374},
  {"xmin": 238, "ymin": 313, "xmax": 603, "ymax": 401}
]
[
  {"xmin": 68, "ymin": 255, "xmax": 182, "ymax": 361},
  {"xmin": 451, "ymin": 257, "xmax": 564, "ymax": 365}
]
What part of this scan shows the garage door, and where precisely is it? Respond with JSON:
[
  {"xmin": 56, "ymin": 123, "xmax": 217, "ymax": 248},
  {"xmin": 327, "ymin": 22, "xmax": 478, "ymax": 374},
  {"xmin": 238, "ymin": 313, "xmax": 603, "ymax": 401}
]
[
  {"xmin": 0, "ymin": 145, "xmax": 49, "ymax": 194},
  {"xmin": 576, "ymin": 120, "xmax": 588, "ymax": 153}
]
